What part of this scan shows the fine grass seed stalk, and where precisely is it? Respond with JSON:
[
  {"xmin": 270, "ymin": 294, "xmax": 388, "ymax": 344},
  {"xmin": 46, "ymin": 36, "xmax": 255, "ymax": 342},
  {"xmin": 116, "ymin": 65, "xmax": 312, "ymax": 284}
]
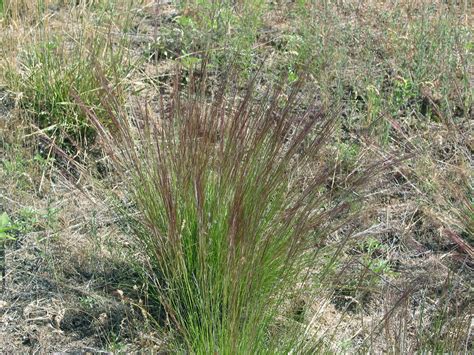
[{"xmin": 76, "ymin": 66, "xmax": 389, "ymax": 353}]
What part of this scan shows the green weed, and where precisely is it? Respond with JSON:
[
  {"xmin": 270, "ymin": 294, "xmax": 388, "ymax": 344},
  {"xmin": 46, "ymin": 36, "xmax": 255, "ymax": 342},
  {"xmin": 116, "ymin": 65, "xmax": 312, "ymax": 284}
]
[
  {"xmin": 0, "ymin": 212, "xmax": 15, "ymax": 242},
  {"xmin": 0, "ymin": 212, "xmax": 15, "ymax": 289},
  {"xmin": 173, "ymin": 0, "xmax": 266, "ymax": 76}
]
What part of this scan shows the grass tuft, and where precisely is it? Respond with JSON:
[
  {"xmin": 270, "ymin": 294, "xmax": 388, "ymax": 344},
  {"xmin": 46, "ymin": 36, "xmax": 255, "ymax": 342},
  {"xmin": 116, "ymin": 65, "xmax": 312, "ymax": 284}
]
[
  {"xmin": 75, "ymin": 65, "xmax": 388, "ymax": 352},
  {"xmin": 6, "ymin": 31, "xmax": 129, "ymax": 151}
]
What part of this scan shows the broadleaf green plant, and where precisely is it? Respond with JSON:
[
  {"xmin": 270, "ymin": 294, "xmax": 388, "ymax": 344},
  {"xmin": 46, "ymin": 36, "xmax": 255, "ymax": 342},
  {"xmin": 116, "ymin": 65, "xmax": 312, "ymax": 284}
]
[
  {"xmin": 0, "ymin": 212, "xmax": 15, "ymax": 241},
  {"xmin": 0, "ymin": 211, "xmax": 15, "ymax": 290}
]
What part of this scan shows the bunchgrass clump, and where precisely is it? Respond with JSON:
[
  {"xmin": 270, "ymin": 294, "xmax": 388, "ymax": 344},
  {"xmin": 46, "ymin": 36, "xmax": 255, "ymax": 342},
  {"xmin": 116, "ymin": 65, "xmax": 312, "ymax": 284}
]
[
  {"xmin": 77, "ymin": 66, "xmax": 388, "ymax": 352},
  {"xmin": 7, "ymin": 30, "xmax": 129, "ymax": 151}
]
